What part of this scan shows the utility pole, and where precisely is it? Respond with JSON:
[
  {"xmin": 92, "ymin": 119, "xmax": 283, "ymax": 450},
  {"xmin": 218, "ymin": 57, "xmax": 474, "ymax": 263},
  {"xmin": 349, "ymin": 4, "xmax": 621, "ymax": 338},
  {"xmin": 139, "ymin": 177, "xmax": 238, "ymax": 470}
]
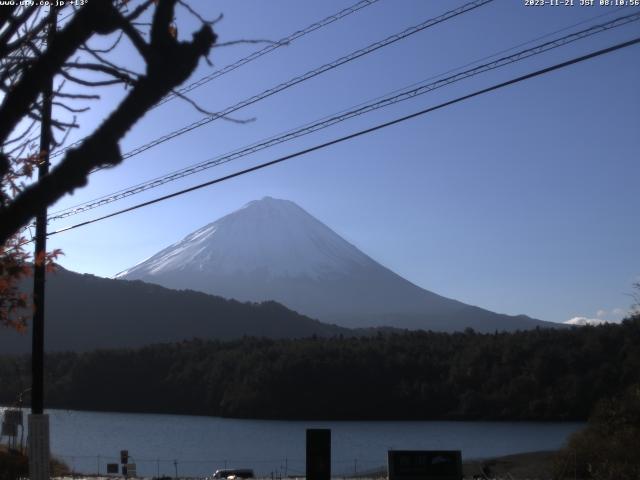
[{"xmin": 29, "ymin": 6, "xmax": 56, "ymax": 480}]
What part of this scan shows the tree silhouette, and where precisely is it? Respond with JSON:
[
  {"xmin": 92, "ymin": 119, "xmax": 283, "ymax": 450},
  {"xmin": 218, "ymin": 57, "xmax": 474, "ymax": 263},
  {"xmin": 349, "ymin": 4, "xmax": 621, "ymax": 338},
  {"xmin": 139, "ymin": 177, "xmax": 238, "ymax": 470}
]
[{"xmin": 0, "ymin": 0, "xmax": 218, "ymax": 328}]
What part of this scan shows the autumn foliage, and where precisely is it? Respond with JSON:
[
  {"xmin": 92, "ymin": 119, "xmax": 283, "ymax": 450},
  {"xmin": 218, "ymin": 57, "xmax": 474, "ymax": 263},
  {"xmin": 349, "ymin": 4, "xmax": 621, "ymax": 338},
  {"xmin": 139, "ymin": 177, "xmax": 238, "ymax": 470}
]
[
  {"xmin": 0, "ymin": 237, "xmax": 31, "ymax": 331},
  {"xmin": 1, "ymin": 155, "xmax": 61, "ymax": 330}
]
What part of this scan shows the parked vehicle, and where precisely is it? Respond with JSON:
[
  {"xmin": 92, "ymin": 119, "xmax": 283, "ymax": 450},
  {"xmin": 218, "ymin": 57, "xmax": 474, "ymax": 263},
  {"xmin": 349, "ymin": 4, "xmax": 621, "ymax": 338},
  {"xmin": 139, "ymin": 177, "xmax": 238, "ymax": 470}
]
[{"xmin": 211, "ymin": 468, "xmax": 255, "ymax": 479}]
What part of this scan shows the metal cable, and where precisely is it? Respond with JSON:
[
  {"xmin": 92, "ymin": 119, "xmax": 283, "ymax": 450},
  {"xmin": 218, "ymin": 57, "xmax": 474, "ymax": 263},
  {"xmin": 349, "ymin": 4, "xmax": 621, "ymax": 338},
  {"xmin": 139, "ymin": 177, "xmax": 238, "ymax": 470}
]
[
  {"xmin": 47, "ymin": 11, "xmax": 640, "ymax": 222},
  {"xmin": 47, "ymin": 36, "xmax": 640, "ymax": 237},
  {"xmin": 157, "ymin": 0, "xmax": 381, "ymax": 106},
  {"xmin": 47, "ymin": 0, "xmax": 379, "ymax": 158},
  {"xmin": 48, "ymin": 0, "xmax": 493, "ymax": 163}
]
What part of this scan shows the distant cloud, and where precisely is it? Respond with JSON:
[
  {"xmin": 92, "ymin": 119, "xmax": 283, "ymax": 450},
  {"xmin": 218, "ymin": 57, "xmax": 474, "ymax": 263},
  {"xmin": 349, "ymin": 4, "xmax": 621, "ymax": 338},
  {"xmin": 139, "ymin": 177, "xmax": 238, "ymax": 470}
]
[
  {"xmin": 565, "ymin": 316, "xmax": 609, "ymax": 326},
  {"xmin": 572, "ymin": 307, "xmax": 629, "ymax": 326}
]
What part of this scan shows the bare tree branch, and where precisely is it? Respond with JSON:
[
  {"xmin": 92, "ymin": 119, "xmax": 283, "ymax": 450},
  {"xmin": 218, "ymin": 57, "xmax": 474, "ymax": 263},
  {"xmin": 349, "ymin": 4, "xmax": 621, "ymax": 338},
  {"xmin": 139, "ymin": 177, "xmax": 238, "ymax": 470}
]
[
  {"xmin": 54, "ymin": 91, "xmax": 101, "ymax": 100},
  {"xmin": 117, "ymin": 14, "xmax": 151, "ymax": 60},
  {"xmin": 0, "ymin": 0, "xmax": 217, "ymax": 244},
  {"xmin": 2, "ymin": 8, "xmax": 49, "ymax": 57},
  {"xmin": 0, "ymin": 1, "xmax": 121, "ymax": 143},
  {"xmin": 52, "ymin": 102, "xmax": 90, "ymax": 114},
  {"xmin": 178, "ymin": 1, "xmax": 222, "ymax": 27},
  {"xmin": 62, "ymin": 62, "xmax": 138, "ymax": 85},
  {"xmin": 125, "ymin": 0, "xmax": 155, "ymax": 23},
  {"xmin": 170, "ymin": 88, "xmax": 255, "ymax": 124},
  {"xmin": 0, "ymin": 6, "xmax": 37, "ymax": 55}
]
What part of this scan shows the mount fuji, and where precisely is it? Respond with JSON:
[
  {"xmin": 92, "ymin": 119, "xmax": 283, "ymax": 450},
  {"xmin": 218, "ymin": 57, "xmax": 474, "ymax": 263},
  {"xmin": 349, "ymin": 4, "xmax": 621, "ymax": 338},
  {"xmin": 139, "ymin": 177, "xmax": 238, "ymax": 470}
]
[{"xmin": 117, "ymin": 197, "xmax": 556, "ymax": 332}]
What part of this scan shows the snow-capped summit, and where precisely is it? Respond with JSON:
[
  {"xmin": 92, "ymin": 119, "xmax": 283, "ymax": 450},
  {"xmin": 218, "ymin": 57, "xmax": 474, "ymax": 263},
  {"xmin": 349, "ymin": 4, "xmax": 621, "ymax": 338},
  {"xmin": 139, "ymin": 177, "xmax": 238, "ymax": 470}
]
[
  {"xmin": 117, "ymin": 197, "xmax": 554, "ymax": 332},
  {"xmin": 117, "ymin": 196, "xmax": 373, "ymax": 280}
]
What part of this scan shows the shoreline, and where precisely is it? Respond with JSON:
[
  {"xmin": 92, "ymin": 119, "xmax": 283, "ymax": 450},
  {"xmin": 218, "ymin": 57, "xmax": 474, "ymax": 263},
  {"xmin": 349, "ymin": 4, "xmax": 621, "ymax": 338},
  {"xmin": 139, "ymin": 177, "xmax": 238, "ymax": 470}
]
[
  {"xmin": 0, "ymin": 404, "xmax": 588, "ymax": 423},
  {"xmin": 24, "ymin": 450, "xmax": 561, "ymax": 480},
  {"xmin": 463, "ymin": 450, "xmax": 559, "ymax": 479}
]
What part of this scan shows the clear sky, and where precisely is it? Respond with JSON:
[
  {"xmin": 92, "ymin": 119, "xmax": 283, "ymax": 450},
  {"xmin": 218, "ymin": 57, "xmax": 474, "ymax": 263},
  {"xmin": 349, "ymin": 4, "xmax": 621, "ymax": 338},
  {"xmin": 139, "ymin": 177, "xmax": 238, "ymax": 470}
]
[{"xmin": 45, "ymin": 0, "xmax": 640, "ymax": 325}]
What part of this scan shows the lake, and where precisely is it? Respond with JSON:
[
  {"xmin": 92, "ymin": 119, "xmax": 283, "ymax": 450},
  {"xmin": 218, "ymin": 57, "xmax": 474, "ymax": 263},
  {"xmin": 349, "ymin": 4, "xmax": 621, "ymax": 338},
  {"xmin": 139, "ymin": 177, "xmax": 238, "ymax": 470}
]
[{"xmin": 3, "ymin": 408, "xmax": 583, "ymax": 477}]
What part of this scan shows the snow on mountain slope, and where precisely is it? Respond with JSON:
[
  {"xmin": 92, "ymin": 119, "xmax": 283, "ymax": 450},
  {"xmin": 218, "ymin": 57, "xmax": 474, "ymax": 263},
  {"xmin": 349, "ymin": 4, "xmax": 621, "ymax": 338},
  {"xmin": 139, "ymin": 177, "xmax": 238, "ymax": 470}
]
[
  {"xmin": 118, "ymin": 197, "xmax": 373, "ymax": 280},
  {"xmin": 117, "ymin": 197, "xmax": 556, "ymax": 332}
]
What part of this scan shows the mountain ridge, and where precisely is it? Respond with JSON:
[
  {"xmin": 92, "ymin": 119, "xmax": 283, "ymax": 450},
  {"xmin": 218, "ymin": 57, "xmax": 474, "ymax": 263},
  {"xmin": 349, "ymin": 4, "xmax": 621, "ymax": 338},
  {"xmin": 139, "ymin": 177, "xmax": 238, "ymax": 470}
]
[
  {"xmin": 0, "ymin": 267, "xmax": 349, "ymax": 354},
  {"xmin": 118, "ymin": 197, "xmax": 559, "ymax": 332}
]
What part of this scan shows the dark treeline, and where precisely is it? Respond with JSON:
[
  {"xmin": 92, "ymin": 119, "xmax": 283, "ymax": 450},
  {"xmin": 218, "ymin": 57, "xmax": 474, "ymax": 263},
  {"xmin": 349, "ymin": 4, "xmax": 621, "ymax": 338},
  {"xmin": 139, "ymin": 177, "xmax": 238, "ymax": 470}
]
[{"xmin": 1, "ymin": 315, "xmax": 639, "ymax": 420}]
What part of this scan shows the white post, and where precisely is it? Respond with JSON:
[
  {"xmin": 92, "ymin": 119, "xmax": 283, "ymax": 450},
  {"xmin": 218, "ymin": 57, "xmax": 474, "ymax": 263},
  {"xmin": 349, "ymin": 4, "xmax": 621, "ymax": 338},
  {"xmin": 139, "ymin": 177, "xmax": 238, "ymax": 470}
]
[{"xmin": 28, "ymin": 414, "xmax": 50, "ymax": 480}]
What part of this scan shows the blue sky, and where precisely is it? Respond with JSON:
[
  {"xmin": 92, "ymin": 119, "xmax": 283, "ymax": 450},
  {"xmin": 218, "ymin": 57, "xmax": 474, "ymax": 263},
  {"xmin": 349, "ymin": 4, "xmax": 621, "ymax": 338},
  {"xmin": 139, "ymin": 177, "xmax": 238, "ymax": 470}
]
[{"xmin": 46, "ymin": 0, "xmax": 640, "ymax": 325}]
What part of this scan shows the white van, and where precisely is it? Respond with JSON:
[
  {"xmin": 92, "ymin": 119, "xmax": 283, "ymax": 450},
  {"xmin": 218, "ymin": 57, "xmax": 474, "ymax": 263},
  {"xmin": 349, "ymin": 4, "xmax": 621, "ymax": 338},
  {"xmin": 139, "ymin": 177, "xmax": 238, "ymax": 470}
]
[{"xmin": 211, "ymin": 468, "xmax": 255, "ymax": 479}]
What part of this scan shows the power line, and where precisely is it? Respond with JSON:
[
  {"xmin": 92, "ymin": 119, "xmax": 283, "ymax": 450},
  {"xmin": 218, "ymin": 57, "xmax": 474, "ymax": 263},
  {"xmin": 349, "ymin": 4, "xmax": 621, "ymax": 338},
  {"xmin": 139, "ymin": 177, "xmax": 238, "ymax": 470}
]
[
  {"xmin": 381, "ymin": 4, "xmax": 631, "ymax": 100},
  {"xmin": 156, "ymin": 0, "xmax": 381, "ymax": 107},
  {"xmin": 27, "ymin": 0, "xmax": 625, "ymax": 164},
  {"xmin": 47, "ymin": 36, "xmax": 640, "ymax": 238},
  {"xmin": 49, "ymin": 0, "xmax": 381, "ymax": 158},
  {"xmin": 49, "ymin": 0, "xmax": 494, "ymax": 165},
  {"xmin": 47, "ymin": 11, "xmax": 640, "ymax": 222},
  {"xmin": 7, "ymin": 34, "xmax": 638, "ymax": 252}
]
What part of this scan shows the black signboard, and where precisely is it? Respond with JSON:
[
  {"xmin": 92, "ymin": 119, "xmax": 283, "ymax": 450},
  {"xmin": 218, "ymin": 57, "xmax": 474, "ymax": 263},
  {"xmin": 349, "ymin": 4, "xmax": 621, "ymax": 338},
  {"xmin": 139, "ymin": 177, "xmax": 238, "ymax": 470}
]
[
  {"xmin": 1, "ymin": 421, "xmax": 17, "ymax": 437},
  {"xmin": 4, "ymin": 409, "xmax": 23, "ymax": 426},
  {"xmin": 388, "ymin": 450, "xmax": 462, "ymax": 480},
  {"xmin": 306, "ymin": 429, "xmax": 331, "ymax": 480},
  {"xmin": 106, "ymin": 463, "xmax": 119, "ymax": 474}
]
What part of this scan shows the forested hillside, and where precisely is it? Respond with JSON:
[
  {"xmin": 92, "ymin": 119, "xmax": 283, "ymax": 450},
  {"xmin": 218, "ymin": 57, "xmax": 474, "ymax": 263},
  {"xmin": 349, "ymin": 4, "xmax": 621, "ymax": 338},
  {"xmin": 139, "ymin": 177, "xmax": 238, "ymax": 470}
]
[
  {"xmin": 1, "ymin": 315, "xmax": 638, "ymax": 420},
  {"xmin": 0, "ymin": 268, "xmax": 348, "ymax": 354}
]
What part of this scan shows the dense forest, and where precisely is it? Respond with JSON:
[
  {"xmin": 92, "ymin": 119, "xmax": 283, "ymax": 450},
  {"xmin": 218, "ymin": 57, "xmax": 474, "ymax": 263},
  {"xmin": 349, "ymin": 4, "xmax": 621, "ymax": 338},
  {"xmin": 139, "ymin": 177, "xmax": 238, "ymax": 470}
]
[{"xmin": 1, "ymin": 315, "xmax": 638, "ymax": 420}]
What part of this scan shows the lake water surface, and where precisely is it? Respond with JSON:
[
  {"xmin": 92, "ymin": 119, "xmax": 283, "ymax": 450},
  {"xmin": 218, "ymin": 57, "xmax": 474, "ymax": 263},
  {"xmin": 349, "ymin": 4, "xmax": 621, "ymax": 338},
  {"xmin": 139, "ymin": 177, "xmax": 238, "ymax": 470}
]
[{"xmin": 5, "ymin": 408, "xmax": 583, "ymax": 477}]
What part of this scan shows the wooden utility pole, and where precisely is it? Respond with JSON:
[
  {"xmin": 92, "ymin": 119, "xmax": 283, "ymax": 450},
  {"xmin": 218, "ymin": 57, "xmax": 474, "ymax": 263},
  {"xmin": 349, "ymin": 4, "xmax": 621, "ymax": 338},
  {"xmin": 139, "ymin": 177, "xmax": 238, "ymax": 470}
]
[{"xmin": 29, "ymin": 6, "xmax": 56, "ymax": 480}]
